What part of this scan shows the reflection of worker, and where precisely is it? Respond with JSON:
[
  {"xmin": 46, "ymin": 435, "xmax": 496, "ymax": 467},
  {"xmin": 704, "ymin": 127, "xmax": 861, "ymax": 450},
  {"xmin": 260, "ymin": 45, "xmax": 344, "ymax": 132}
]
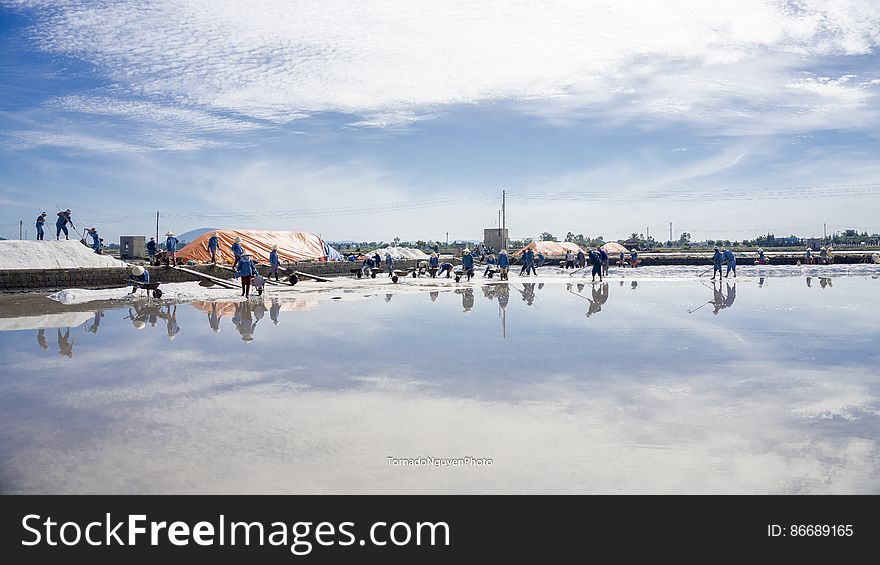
[
  {"xmin": 385, "ymin": 293, "xmax": 393, "ymax": 302},
  {"xmin": 497, "ymin": 283, "xmax": 509, "ymax": 310},
  {"xmin": 87, "ymin": 309, "xmax": 103, "ymax": 333},
  {"xmin": 37, "ymin": 328, "xmax": 49, "ymax": 351},
  {"xmin": 723, "ymin": 282, "xmax": 736, "ymax": 309},
  {"xmin": 208, "ymin": 302, "xmax": 223, "ymax": 333},
  {"xmin": 806, "ymin": 276, "xmax": 812, "ymax": 288},
  {"xmin": 164, "ymin": 305, "xmax": 180, "ymax": 340},
  {"xmin": 459, "ymin": 287, "xmax": 474, "ymax": 312},
  {"xmin": 711, "ymin": 281, "xmax": 725, "ymax": 315},
  {"xmin": 631, "ymin": 281, "xmax": 638, "ymax": 290},
  {"xmin": 819, "ymin": 277, "xmax": 832, "ymax": 289},
  {"xmin": 521, "ymin": 283, "xmax": 536, "ymax": 306},
  {"xmin": 586, "ymin": 282, "xmax": 608, "ymax": 317},
  {"xmin": 270, "ymin": 299, "xmax": 281, "ymax": 325},
  {"xmin": 758, "ymin": 276, "xmax": 766, "ymax": 288},
  {"xmin": 57, "ymin": 328, "xmax": 74, "ymax": 358},
  {"xmin": 429, "ymin": 291, "xmax": 439, "ymax": 302},
  {"xmin": 232, "ymin": 301, "xmax": 256, "ymax": 342}
]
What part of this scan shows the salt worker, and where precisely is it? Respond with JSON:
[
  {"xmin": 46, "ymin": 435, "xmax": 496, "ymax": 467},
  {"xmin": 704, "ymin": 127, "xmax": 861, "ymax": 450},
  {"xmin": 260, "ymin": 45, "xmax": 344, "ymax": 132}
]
[
  {"xmin": 722, "ymin": 247, "xmax": 736, "ymax": 278},
  {"xmin": 237, "ymin": 251, "xmax": 257, "ymax": 297},
  {"xmin": 35, "ymin": 212, "xmax": 47, "ymax": 240},
  {"xmin": 88, "ymin": 227, "xmax": 100, "ymax": 253},
  {"xmin": 55, "ymin": 209, "xmax": 73, "ymax": 240},
  {"xmin": 439, "ymin": 261, "xmax": 454, "ymax": 278},
  {"xmin": 231, "ymin": 236, "xmax": 244, "ymax": 274},
  {"xmin": 208, "ymin": 232, "xmax": 220, "ymax": 264},
  {"xmin": 576, "ymin": 248, "xmax": 585, "ymax": 269},
  {"xmin": 483, "ymin": 253, "xmax": 497, "ymax": 277},
  {"xmin": 711, "ymin": 246, "xmax": 723, "ymax": 280},
  {"xmin": 588, "ymin": 246, "xmax": 603, "ymax": 282},
  {"xmin": 146, "ymin": 237, "xmax": 158, "ymax": 264},
  {"xmin": 497, "ymin": 249, "xmax": 510, "ymax": 280},
  {"xmin": 165, "ymin": 231, "xmax": 180, "ymax": 265},
  {"xmin": 385, "ymin": 251, "xmax": 394, "ymax": 277},
  {"xmin": 269, "ymin": 244, "xmax": 280, "ymax": 281},
  {"xmin": 461, "ymin": 248, "xmax": 475, "ymax": 280},
  {"xmin": 129, "ymin": 265, "xmax": 150, "ymax": 294},
  {"xmin": 629, "ymin": 248, "xmax": 639, "ymax": 268},
  {"xmin": 599, "ymin": 246, "xmax": 609, "ymax": 276}
]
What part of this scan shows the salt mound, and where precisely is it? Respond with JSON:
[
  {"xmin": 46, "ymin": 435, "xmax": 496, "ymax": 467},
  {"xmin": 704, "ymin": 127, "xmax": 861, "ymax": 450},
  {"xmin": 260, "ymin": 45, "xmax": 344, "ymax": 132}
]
[
  {"xmin": 0, "ymin": 240, "xmax": 127, "ymax": 270},
  {"xmin": 370, "ymin": 246, "xmax": 430, "ymax": 260}
]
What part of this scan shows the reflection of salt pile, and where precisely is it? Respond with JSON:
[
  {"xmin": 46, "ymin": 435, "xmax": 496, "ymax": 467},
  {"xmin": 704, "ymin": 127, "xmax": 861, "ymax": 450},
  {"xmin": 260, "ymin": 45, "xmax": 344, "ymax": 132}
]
[
  {"xmin": 0, "ymin": 311, "xmax": 94, "ymax": 331},
  {"xmin": 0, "ymin": 240, "xmax": 126, "ymax": 270},
  {"xmin": 190, "ymin": 299, "xmax": 318, "ymax": 315},
  {"xmin": 370, "ymin": 247, "xmax": 430, "ymax": 260},
  {"xmin": 50, "ymin": 282, "xmax": 243, "ymax": 305}
]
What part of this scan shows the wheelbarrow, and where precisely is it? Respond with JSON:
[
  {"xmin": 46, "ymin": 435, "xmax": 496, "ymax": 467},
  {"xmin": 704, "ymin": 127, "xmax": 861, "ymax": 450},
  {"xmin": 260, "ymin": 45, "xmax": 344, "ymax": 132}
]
[{"xmin": 130, "ymin": 280, "xmax": 163, "ymax": 299}]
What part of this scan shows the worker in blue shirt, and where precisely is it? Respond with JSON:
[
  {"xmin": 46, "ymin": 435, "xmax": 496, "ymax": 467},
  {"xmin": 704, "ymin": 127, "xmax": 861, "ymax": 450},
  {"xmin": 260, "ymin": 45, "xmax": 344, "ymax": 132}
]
[
  {"xmin": 722, "ymin": 248, "xmax": 736, "ymax": 278},
  {"xmin": 230, "ymin": 236, "xmax": 244, "ymax": 276},
  {"xmin": 497, "ymin": 249, "xmax": 510, "ymax": 280},
  {"xmin": 165, "ymin": 231, "xmax": 180, "ymax": 265},
  {"xmin": 35, "ymin": 212, "xmax": 47, "ymax": 240},
  {"xmin": 588, "ymin": 247, "xmax": 603, "ymax": 282},
  {"xmin": 385, "ymin": 252, "xmax": 394, "ymax": 277},
  {"xmin": 461, "ymin": 248, "xmax": 475, "ymax": 280},
  {"xmin": 55, "ymin": 209, "xmax": 73, "ymax": 240},
  {"xmin": 711, "ymin": 247, "xmax": 723, "ymax": 280},
  {"xmin": 483, "ymin": 253, "xmax": 497, "ymax": 277},
  {"xmin": 269, "ymin": 244, "xmax": 280, "ymax": 281},
  {"xmin": 208, "ymin": 232, "xmax": 220, "ymax": 264},
  {"xmin": 129, "ymin": 265, "xmax": 150, "ymax": 294},
  {"xmin": 439, "ymin": 261, "xmax": 454, "ymax": 278},
  {"xmin": 88, "ymin": 227, "xmax": 100, "ymax": 253},
  {"xmin": 146, "ymin": 238, "xmax": 158, "ymax": 264},
  {"xmin": 237, "ymin": 252, "xmax": 257, "ymax": 297}
]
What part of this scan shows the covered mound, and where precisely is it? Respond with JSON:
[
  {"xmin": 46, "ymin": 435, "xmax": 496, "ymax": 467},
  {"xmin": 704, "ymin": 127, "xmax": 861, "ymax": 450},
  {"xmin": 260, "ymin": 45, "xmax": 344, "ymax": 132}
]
[
  {"xmin": 601, "ymin": 241, "xmax": 629, "ymax": 255},
  {"xmin": 370, "ymin": 246, "xmax": 430, "ymax": 260},
  {"xmin": 0, "ymin": 240, "xmax": 127, "ymax": 270},
  {"xmin": 512, "ymin": 241, "xmax": 585, "ymax": 258},
  {"xmin": 178, "ymin": 230, "xmax": 329, "ymax": 265}
]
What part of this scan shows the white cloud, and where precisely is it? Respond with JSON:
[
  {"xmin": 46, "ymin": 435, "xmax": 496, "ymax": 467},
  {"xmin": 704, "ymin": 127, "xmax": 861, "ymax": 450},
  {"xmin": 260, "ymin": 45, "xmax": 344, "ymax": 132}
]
[{"xmin": 6, "ymin": 0, "xmax": 880, "ymax": 138}]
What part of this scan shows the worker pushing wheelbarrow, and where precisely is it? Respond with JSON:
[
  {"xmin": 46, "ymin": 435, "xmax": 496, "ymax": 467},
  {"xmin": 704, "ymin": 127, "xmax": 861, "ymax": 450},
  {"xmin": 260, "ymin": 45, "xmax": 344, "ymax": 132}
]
[{"xmin": 129, "ymin": 265, "xmax": 163, "ymax": 298}]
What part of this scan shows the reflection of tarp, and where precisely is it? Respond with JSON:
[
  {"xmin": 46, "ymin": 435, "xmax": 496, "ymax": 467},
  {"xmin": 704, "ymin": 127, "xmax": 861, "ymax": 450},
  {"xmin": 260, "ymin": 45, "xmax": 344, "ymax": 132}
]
[
  {"xmin": 512, "ymin": 241, "xmax": 585, "ymax": 258},
  {"xmin": 601, "ymin": 242, "xmax": 628, "ymax": 255},
  {"xmin": 0, "ymin": 311, "xmax": 94, "ymax": 331},
  {"xmin": 190, "ymin": 299, "xmax": 318, "ymax": 315},
  {"xmin": 178, "ymin": 230, "xmax": 328, "ymax": 265},
  {"xmin": 370, "ymin": 246, "xmax": 430, "ymax": 260}
]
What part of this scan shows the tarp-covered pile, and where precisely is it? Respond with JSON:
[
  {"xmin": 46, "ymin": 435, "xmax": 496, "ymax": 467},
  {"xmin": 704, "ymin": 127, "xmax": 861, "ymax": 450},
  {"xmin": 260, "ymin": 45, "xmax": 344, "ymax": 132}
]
[
  {"xmin": 178, "ymin": 230, "xmax": 338, "ymax": 264},
  {"xmin": 512, "ymin": 241, "xmax": 585, "ymax": 258},
  {"xmin": 601, "ymin": 242, "xmax": 629, "ymax": 255}
]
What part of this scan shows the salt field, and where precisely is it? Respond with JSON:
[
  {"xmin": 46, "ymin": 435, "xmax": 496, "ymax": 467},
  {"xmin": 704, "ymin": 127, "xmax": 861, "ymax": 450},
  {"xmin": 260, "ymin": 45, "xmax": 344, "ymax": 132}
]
[{"xmin": 1, "ymin": 267, "xmax": 878, "ymax": 494}]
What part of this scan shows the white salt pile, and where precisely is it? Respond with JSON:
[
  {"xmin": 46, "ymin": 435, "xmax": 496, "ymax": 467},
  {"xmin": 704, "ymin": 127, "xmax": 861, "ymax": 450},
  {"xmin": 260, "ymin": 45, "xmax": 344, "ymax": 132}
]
[
  {"xmin": 370, "ymin": 246, "xmax": 430, "ymax": 260},
  {"xmin": 0, "ymin": 240, "xmax": 127, "ymax": 270}
]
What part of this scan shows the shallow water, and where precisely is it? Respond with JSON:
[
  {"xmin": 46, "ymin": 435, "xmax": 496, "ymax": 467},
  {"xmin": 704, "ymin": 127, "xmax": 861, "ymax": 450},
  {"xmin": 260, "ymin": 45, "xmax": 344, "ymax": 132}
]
[{"xmin": 1, "ymin": 273, "xmax": 878, "ymax": 494}]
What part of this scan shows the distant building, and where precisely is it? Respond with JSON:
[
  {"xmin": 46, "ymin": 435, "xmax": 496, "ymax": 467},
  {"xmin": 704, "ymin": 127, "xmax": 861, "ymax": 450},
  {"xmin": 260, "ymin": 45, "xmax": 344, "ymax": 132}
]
[
  {"xmin": 484, "ymin": 228, "xmax": 508, "ymax": 252},
  {"xmin": 623, "ymin": 238, "xmax": 641, "ymax": 250},
  {"xmin": 119, "ymin": 236, "xmax": 145, "ymax": 259}
]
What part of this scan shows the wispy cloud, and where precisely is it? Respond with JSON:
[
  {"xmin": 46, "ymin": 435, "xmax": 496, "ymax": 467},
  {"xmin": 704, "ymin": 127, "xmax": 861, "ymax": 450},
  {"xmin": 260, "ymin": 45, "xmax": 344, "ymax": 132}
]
[{"xmin": 3, "ymin": 0, "xmax": 879, "ymax": 145}]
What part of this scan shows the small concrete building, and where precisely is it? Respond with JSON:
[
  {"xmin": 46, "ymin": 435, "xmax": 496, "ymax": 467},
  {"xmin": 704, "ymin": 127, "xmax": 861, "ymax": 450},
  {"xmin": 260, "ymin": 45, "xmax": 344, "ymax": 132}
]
[
  {"xmin": 119, "ymin": 236, "xmax": 146, "ymax": 259},
  {"xmin": 483, "ymin": 228, "xmax": 508, "ymax": 252}
]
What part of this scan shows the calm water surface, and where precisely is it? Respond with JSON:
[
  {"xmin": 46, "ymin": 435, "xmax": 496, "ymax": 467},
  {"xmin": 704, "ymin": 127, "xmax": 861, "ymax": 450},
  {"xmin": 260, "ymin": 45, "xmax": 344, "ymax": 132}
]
[{"xmin": 1, "ymin": 275, "xmax": 878, "ymax": 493}]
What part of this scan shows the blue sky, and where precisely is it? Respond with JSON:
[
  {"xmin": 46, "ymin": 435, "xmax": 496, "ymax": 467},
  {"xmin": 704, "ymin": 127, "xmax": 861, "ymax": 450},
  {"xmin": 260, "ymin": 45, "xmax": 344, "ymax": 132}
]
[{"xmin": 1, "ymin": 0, "xmax": 879, "ymax": 243}]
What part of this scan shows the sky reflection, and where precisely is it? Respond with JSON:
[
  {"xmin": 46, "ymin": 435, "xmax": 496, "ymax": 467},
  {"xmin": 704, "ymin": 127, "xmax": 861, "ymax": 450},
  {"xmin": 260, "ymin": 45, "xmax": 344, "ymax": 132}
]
[{"xmin": 0, "ymin": 275, "xmax": 878, "ymax": 494}]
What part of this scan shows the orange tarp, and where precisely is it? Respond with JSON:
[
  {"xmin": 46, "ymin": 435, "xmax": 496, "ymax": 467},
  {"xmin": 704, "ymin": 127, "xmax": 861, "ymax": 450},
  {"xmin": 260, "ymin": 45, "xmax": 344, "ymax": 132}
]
[
  {"xmin": 512, "ymin": 241, "xmax": 585, "ymax": 258},
  {"xmin": 178, "ymin": 230, "xmax": 327, "ymax": 265}
]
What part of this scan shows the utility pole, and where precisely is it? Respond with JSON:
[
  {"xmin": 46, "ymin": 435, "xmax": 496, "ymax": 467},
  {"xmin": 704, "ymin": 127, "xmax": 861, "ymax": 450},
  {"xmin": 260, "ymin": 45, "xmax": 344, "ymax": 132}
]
[
  {"xmin": 502, "ymin": 189, "xmax": 507, "ymax": 250},
  {"xmin": 823, "ymin": 223, "xmax": 827, "ymax": 242},
  {"xmin": 446, "ymin": 231, "xmax": 448, "ymax": 245},
  {"xmin": 20, "ymin": 220, "xmax": 23, "ymax": 240},
  {"xmin": 646, "ymin": 226, "xmax": 649, "ymax": 241},
  {"xmin": 156, "ymin": 211, "xmax": 160, "ymax": 243},
  {"xmin": 669, "ymin": 222, "xmax": 673, "ymax": 243}
]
